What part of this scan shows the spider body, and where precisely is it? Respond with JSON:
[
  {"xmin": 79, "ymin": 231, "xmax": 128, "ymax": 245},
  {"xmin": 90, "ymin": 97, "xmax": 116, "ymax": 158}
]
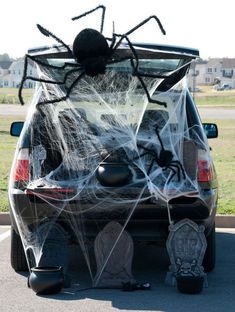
[
  {"xmin": 19, "ymin": 5, "xmax": 168, "ymax": 106},
  {"xmin": 158, "ymin": 150, "xmax": 174, "ymax": 168},
  {"xmin": 73, "ymin": 28, "xmax": 109, "ymax": 76},
  {"xmin": 134, "ymin": 126, "xmax": 186, "ymax": 183}
]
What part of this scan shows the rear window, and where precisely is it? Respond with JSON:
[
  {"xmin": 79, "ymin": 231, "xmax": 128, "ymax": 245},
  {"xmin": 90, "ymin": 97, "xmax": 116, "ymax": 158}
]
[{"xmin": 46, "ymin": 57, "xmax": 185, "ymax": 77}]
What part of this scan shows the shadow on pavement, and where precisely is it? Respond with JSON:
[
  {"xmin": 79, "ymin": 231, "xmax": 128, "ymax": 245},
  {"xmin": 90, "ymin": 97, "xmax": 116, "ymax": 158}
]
[{"xmin": 24, "ymin": 231, "xmax": 235, "ymax": 312}]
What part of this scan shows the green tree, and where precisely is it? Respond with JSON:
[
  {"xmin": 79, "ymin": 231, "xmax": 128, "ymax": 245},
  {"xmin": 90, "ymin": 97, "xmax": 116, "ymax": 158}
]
[{"xmin": 0, "ymin": 53, "xmax": 14, "ymax": 61}]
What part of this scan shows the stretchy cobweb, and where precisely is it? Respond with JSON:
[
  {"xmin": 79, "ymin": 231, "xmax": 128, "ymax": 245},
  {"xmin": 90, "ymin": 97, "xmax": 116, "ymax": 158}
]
[{"xmin": 9, "ymin": 55, "xmax": 211, "ymax": 288}]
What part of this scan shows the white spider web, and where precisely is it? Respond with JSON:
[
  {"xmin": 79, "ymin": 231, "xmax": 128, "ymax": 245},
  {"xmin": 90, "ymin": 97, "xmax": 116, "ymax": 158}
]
[{"xmin": 9, "ymin": 57, "xmax": 211, "ymax": 288}]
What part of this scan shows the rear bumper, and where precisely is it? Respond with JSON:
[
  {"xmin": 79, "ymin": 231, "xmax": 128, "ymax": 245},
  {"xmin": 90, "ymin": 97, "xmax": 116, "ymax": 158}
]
[{"xmin": 9, "ymin": 187, "xmax": 217, "ymax": 240}]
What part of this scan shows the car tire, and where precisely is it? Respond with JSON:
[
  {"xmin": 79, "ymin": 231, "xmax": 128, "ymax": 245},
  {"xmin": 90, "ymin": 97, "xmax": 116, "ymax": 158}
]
[
  {"xmin": 203, "ymin": 222, "xmax": 216, "ymax": 272},
  {"xmin": 10, "ymin": 227, "xmax": 28, "ymax": 272}
]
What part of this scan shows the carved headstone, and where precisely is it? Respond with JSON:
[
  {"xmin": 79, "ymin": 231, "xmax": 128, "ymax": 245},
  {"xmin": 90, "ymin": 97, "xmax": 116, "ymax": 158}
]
[
  {"xmin": 165, "ymin": 218, "xmax": 207, "ymax": 287},
  {"xmin": 94, "ymin": 221, "xmax": 135, "ymax": 288}
]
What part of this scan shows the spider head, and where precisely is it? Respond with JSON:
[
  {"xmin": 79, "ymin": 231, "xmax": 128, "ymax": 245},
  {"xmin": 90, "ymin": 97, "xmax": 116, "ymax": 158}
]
[{"xmin": 73, "ymin": 28, "xmax": 109, "ymax": 76}]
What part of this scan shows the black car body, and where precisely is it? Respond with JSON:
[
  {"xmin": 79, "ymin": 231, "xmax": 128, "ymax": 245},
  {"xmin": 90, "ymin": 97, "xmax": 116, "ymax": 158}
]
[{"xmin": 9, "ymin": 43, "xmax": 218, "ymax": 273}]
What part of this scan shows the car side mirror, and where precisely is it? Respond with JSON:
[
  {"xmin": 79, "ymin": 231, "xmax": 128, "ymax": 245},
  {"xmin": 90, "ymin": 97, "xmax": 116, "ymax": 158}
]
[
  {"xmin": 10, "ymin": 122, "xmax": 24, "ymax": 137},
  {"xmin": 202, "ymin": 123, "xmax": 218, "ymax": 139}
]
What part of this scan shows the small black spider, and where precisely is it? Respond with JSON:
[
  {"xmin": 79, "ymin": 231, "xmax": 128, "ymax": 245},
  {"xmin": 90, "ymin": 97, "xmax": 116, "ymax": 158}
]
[
  {"xmin": 18, "ymin": 5, "xmax": 168, "ymax": 107},
  {"xmin": 134, "ymin": 126, "xmax": 186, "ymax": 183}
]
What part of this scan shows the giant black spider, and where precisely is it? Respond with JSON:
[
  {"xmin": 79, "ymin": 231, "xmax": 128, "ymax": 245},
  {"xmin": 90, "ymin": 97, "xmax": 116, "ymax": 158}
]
[
  {"xmin": 18, "ymin": 5, "xmax": 169, "ymax": 107},
  {"xmin": 134, "ymin": 126, "xmax": 186, "ymax": 183}
]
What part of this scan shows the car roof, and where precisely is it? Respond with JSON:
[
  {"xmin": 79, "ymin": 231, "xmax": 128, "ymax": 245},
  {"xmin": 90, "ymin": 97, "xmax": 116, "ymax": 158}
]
[
  {"xmin": 131, "ymin": 43, "xmax": 199, "ymax": 58},
  {"xmin": 28, "ymin": 42, "xmax": 199, "ymax": 59}
]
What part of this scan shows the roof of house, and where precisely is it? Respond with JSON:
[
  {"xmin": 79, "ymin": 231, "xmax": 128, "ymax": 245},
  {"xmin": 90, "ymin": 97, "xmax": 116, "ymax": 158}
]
[
  {"xmin": 222, "ymin": 58, "xmax": 235, "ymax": 68},
  {"xmin": 9, "ymin": 57, "xmax": 35, "ymax": 70},
  {"xmin": 0, "ymin": 73, "xmax": 11, "ymax": 80},
  {"xmin": 0, "ymin": 61, "xmax": 12, "ymax": 69},
  {"xmin": 206, "ymin": 58, "xmax": 222, "ymax": 67}
]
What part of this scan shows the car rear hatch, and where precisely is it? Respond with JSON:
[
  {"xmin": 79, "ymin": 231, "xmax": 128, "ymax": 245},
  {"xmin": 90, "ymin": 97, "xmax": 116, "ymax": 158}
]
[{"xmin": 14, "ymin": 43, "xmax": 205, "ymax": 207}]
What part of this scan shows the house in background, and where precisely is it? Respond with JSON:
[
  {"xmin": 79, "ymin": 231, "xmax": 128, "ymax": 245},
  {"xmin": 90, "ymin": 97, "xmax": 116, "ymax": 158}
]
[
  {"xmin": 187, "ymin": 58, "xmax": 235, "ymax": 89},
  {"xmin": 2, "ymin": 55, "xmax": 235, "ymax": 90},
  {"xmin": 0, "ymin": 58, "xmax": 36, "ymax": 88},
  {"xmin": 202, "ymin": 58, "xmax": 222, "ymax": 85},
  {"xmin": 0, "ymin": 60, "xmax": 12, "ymax": 87},
  {"xmin": 221, "ymin": 58, "xmax": 235, "ymax": 88}
]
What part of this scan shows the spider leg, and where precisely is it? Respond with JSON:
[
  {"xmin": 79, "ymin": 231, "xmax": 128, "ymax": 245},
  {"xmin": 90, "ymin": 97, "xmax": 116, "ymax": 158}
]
[
  {"xmin": 111, "ymin": 34, "xmax": 167, "ymax": 107},
  {"xmin": 137, "ymin": 144, "xmax": 158, "ymax": 157},
  {"xmin": 167, "ymin": 163, "xmax": 185, "ymax": 182},
  {"xmin": 133, "ymin": 69, "xmax": 167, "ymax": 107},
  {"xmin": 132, "ymin": 150, "xmax": 156, "ymax": 175},
  {"xmin": 18, "ymin": 55, "xmax": 29, "ymax": 105},
  {"xmin": 171, "ymin": 161, "xmax": 186, "ymax": 180},
  {"xmin": 108, "ymin": 31, "xmax": 118, "ymax": 51},
  {"xmin": 26, "ymin": 54, "xmax": 79, "ymax": 71},
  {"xmin": 37, "ymin": 71, "xmax": 85, "ymax": 106},
  {"xmin": 163, "ymin": 165, "xmax": 177, "ymax": 184},
  {"xmin": 155, "ymin": 126, "xmax": 165, "ymax": 150},
  {"xmin": 36, "ymin": 24, "xmax": 72, "ymax": 55},
  {"xmin": 19, "ymin": 55, "xmax": 83, "ymax": 105},
  {"xmin": 30, "ymin": 67, "xmax": 83, "ymax": 86},
  {"xmin": 135, "ymin": 144, "xmax": 159, "ymax": 174},
  {"xmin": 111, "ymin": 33, "xmax": 165, "ymax": 77},
  {"xmin": 169, "ymin": 164, "xmax": 180, "ymax": 181},
  {"xmin": 72, "ymin": 5, "xmax": 106, "ymax": 34},
  {"xmin": 125, "ymin": 15, "xmax": 166, "ymax": 37},
  {"xmin": 133, "ymin": 151, "xmax": 151, "ymax": 161},
  {"xmin": 147, "ymin": 159, "xmax": 156, "ymax": 175}
]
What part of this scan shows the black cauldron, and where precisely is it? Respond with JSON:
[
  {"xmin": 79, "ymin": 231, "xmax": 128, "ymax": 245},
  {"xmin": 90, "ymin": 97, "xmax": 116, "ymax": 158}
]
[
  {"xmin": 28, "ymin": 266, "xmax": 64, "ymax": 295},
  {"xmin": 96, "ymin": 163, "xmax": 131, "ymax": 186},
  {"xmin": 176, "ymin": 275, "xmax": 204, "ymax": 294}
]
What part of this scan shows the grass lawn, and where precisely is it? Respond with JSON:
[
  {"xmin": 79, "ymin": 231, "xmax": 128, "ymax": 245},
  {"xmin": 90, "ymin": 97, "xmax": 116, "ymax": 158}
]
[
  {"xmin": 195, "ymin": 96, "xmax": 235, "ymax": 107},
  {"xmin": 0, "ymin": 113, "xmax": 234, "ymax": 214},
  {"xmin": 194, "ymin": 85, "xmax": 235, "ymax": 108},
  {"xmin": 0, "ymin": 115, "xmax": 21, "ymax": 212},
  {"xmin": 206, "ymin": 119, "xmax": 235, "ymax": 214},
  {"xmin": 1, "ymin": 86, "xmax": 235, "ymax": 107},
  {"xmin": 0, "ymin": 87, "xmax": 33, "ymax": 104}
]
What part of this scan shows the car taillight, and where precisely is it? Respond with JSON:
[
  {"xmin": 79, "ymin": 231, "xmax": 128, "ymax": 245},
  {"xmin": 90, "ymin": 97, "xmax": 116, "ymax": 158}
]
[
  {"xmin": 197, "ymin": 149, "xmax": 214, "ymax": 183},
  {"xmin": 13, "ymin": 148, "xmax": 29, "ymax": 182},
  {"xmin": 197, "ymin": 159, "xmax": 213, "ymax": 182}
]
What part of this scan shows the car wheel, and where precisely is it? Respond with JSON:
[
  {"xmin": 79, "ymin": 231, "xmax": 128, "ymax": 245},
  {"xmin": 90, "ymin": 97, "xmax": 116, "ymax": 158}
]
[
  {"xmin": 203, "ymin": 222, "xmax": 216, "ymax": 272},
  {"xmin": 11, "ymin": 227, "xmax": 28, "ymax": 271}
]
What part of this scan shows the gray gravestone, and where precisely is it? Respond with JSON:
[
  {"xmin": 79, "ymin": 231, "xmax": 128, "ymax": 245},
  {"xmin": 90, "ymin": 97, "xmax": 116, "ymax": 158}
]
[
  {"xmin": 94, "ymin": 221, "xmax": 135, "ymax": 288},
  {"xmin": 165, "ymin": 218, "xmax": 207, "ymax": 287}
]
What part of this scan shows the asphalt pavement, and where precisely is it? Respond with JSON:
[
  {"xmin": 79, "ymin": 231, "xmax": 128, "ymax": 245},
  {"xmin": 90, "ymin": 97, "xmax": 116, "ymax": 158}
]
[
  {"xmin": 0, "ymin": 104, "xmax": 29, "ymax": 116},
  {"xmin": 1, "ymin": 104, "xmax": 235, "ymax": 120},
  {"xmin": 0, "ymin": 226, "xmax": 235, "ymax": 312},
  {"xmin": 198, "ymin": 107, "xmax": 235, "ymax": 120},
  {"xmin": 1, "ymin": 103, "xmax": 235, "ymax": 311}
]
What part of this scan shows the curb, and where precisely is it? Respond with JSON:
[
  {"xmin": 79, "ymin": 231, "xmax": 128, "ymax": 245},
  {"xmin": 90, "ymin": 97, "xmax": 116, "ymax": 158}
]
[
  {"xmin": 1, "ymin": 213, "xmax": 235, "ymax": 228},
  {"xmin": 215, "ymin": 215, "xmax": 235, "ymax": 228},
  {"xmin": 0, "ymin": 213, "xmax": 11, "ymax": 226}
]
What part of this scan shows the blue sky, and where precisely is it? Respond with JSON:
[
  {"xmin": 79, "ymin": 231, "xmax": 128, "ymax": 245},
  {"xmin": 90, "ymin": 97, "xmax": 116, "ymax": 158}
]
[{"xmin": 1, "ymin": 0, "xmax": 234, "ymax": 59}]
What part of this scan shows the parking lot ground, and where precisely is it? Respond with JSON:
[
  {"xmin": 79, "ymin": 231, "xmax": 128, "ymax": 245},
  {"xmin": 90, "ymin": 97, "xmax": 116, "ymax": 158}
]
[{"xmin": 0, "ymin": 227, "xmax": 235, "ymax": 312}]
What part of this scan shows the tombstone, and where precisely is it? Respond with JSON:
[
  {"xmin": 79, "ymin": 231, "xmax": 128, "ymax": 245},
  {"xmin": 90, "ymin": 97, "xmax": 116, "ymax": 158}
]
[
  {"xmin": 94, "ymin": 221, "xmax": 135, "ymax": 288},
  {"xmin": 165, "ymin": 218, "xmax": 207, "ymax": 292}
]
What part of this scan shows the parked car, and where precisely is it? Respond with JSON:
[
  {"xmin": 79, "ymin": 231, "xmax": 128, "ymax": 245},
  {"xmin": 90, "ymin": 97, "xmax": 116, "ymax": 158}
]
[
  {"xmin": 215, "ymin": 83, "xmax": 232, "ymax": 91},
  {"xmin": 9, "ymin": 43, "xmax": 218, "ymax": 274}
]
